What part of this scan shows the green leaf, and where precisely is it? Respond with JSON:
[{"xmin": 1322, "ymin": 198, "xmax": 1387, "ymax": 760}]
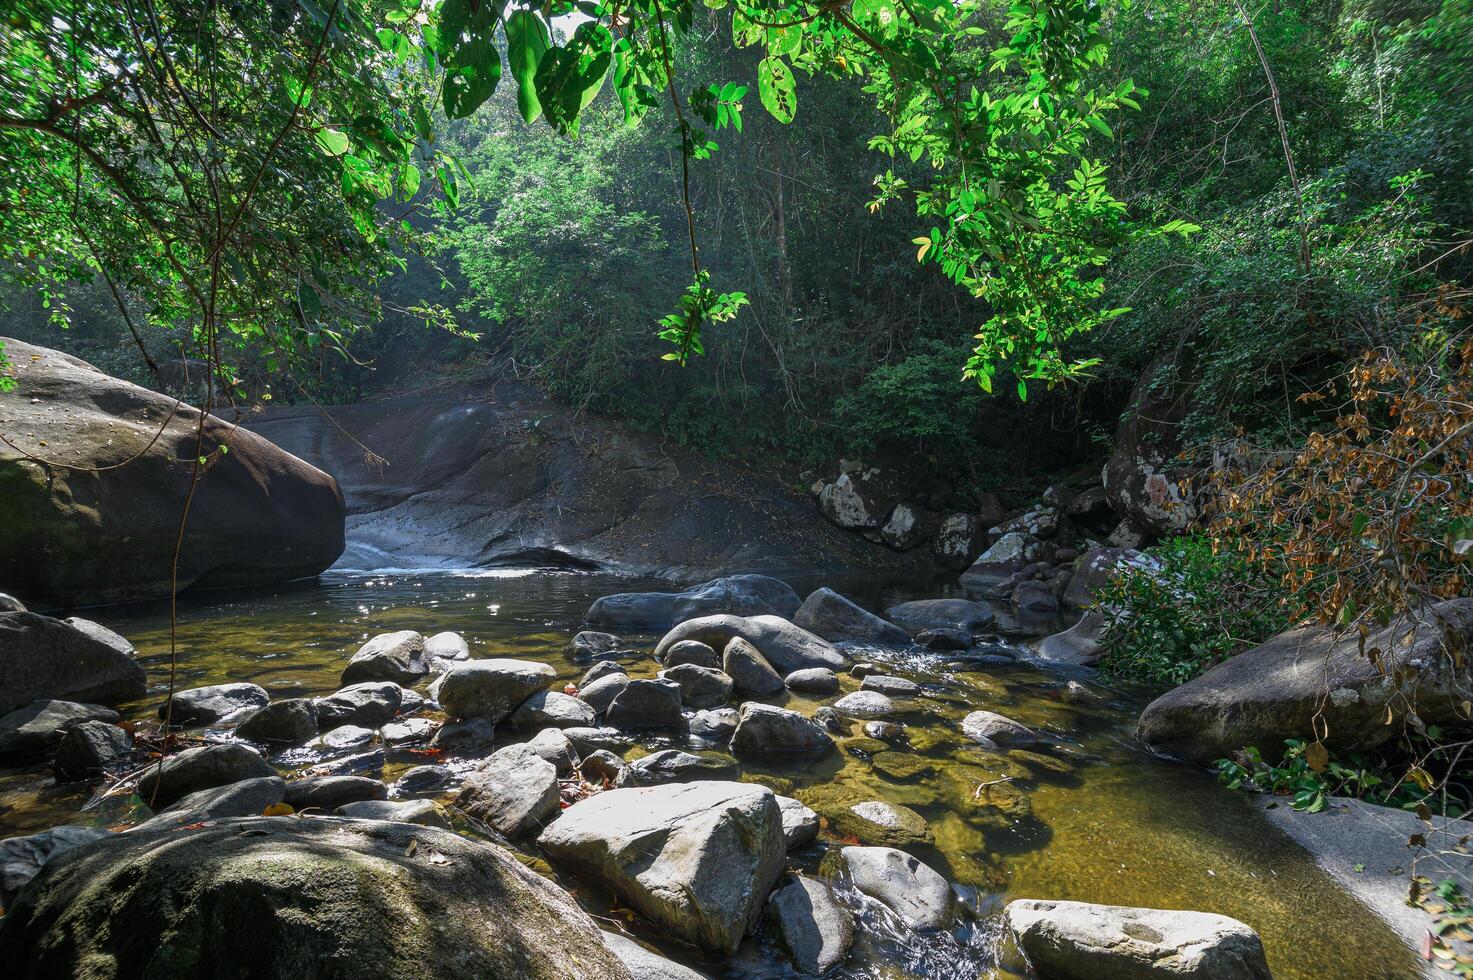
[
  {"xmin": 506, "ymin": 10, "xmax": 551, "ymax": 124},
  {"xmin": 442, "ymin": 38, "xmax": 501, "ymax": 118},
  {"xmin": 314, "ymin": 127, "xmax": 351, "ymax": 157},
  {"xmin": 757, "ymin": 57, "xmax": 796, "ymax": 124},
  {"xmin": 535, "ymin": 22, "xmax": 613, "ymax": 133}
]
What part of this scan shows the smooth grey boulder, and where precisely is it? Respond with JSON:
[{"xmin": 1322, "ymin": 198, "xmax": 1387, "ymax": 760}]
[
  {"xmin": 284, "ymin": 775, "xmax": 387, "ymax": 812},
  {"xmin": 335, "ymin": 799, "xmax": 449, "ymax": 828},
  {"xmin": 424, "ymin": 630, "xmax": 469, "ymax": 668},
  {"xmin": 510, "ymin": 690, "xmax": 598, "ymax": 731},
  {"xmin": 861, "ymin": 675, "xmax": 920, "ymax": 697},
  {"xmin": 688, "ymin": 708, "xmax": 740, "ymax": 740},
  {"xmin": 314, "ymin": 681, "xmax": 406, "ymax": 729},
  {"xmin": 0, "ymin": 700, "xmax": 119, "ymax": 756},
  {"xmin": 656, "ymin": 615, "xmax": 845, "ymax": 673},
  {"xmin": 0, "ymin": 826, "xmax": 111, "ymax": 909},
  {"xmin": 793, "ymin": 588, "xmax": 909, "ymax": 646},
  {"xmin": 539, "ymin": 781, "xmax": 787, "ymax": 954},
  {"xmin": 579, "ymin": 748, "xmax": 626, "ymax": 785},
  {"xmin": 380, "ymin": 717, "xmax": 437, "ymax": 746},
  {"xmin": 314, "ymin": 724, "xmax": 377, "ymax": 752},
  {"xmin": 429, "ymin": 717, "xmax": 496, "ymax": 754},
  {"xmin": 776, "ymin": 795, "xmax": 820, "ymax": 849},
  {"xmin": 393, "ymin": 764, "xmax": 454, "ymax": 796},
  {"xmin": 132, "ymin": 777, "xmax": 286, "ymax": 833},
  {"xmin": 434, "ymin": 658, "xmax": 557, "ymax": 723},
  {"xmin": 832, "ymin": 691, "xmax": 896, "ymax": 719},
  {"xmin": 606, "ymin": 679, "xmax": 684, "ymax": 730},
  {"xmin": 160, "ymin": 682, "xmax": 271, "ymax": 726},
  {"xmin": 616, "ymin": 749, "xmax": 739, "ymax": 788},
  {"xmin": 883, "ymin": 599, "xmax": 995, "ymax": 635},
  {"xmin": 0, "ymin": 614, "xmax": 146, "ymax": 715},
  {"xmin": 0, "ymin": 817, "xmax": 632, "ymax": 978},
  {"xmin": 840, "ymin": 846, "xmax": 954, "ymax": 931},
  {"xmin": 662, "ymin": 639, "xmax": 719, "ymax": 669},
  {"xmin": 766, "ymin": 875, "xmax": 855, "ymax": 975},
  {"xmin": 587, "ymin": 575, "xmax": 801, "ymax": 630},
  {"xmin": 602, "ymin": 932, "xmax": 709, "ymax": 980},
  {"xmin": 563, "ymin": 727, "xmax": 635, "ymax": 756},
  {"xmin": 526, "ymin": 727, "xmax": 580, "ymax": 776},
  {"xmin": 568, "ymin": 630, "xmax": 632, "ymax": 663},
  {"xmin": 457, "ymin": 743, "xmax": 560, "ymax": 838},
  {"xmin": 1035, "ymin": 611, "xmax": 1106, "ymax": 667},
  {"xmin": 341, "ymin": 630, "xmax": 426, "ymax": 686},
  {"xmin": 136, "ymin": 743, "xmax": 277, "ymax": 809},
  {"xmin": 1004, "ymin": 899, "xmax": 1272, "ymax": 979},
  {"xmin": 959, "ymin": 533, "xmax": 1042, "ymax": 596},
  {"xmin": 581, "ymin": 660, "xmax": 628, "ymax": 687},
  {"xmin": 723, "ymin": 637, "xmax": 786, "ymax": 698},
  {"xmin": 915, "ymin": 627, "xmax": 974, "ymax": 650},
  {"xmin": 53, "ymin": 721, "xmax": 132, "ymax": 778},
  {"xmin": 236, "ymin": 697, "xmax": 319, "ymax": 744},
  {"xmin": 579, "ymin": 672, "xmax": 631, "ymax": 714},
  {"xmin": 731, "ymin": 703, "xmax": 834, "ymax": 758},
  {"xmin": 658, "ymin": 664, "xmax": 733, "ymax": 710},
  {"xmin": 962, "ymin": 710, "xmax": 1037, "ymax": 748},
  {"xmin": 784, "ymin": 667, "xmax": 839, "ymax": 695},
  {"xmin": 1139, "ymin": 599, "xmax": 1473, "ymax": 764}
]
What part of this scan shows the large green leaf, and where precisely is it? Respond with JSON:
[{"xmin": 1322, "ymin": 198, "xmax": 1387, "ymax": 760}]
[
  {"xmin": 506, "ymin": 10, "xmax": 551, "ymax": 123},
  {"xmin": 442, "ymin": 38, "xmax": 501, "ymax": 118},
  {"xmin": 534, "ymin": 22, "xmax": 612, "ymax": 133},
  {"xmin": 757, "ymin": 57, "xmax": 796, "ymax": 123}
]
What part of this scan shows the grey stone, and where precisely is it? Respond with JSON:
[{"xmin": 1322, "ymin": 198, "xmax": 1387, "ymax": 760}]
[
  {"xmin": 335, "ymin": 798, "xmax": 450, "ymax": 828},
  {"xmin": 1034, "ymin": 611, "xmax": 1106, "ymax": 667},
  {"xmin": 424, "ymin": 631, "xmax": 469, "ymax": 668},
  {"xmin": 236, "ymin": 697, "xmax": 319, "ymax": 744},
  {"xmin": 606, "ymin": 679, "xmax": 684, "ymax": 730},
  {"xmin": 860, "ymin": 675, "xmax": 920, "ymax": 697},
  {"xmin": 831, "ymin": 800, "xmax": 932, "ymax": 848},
  {"xmin": 784, "ymin": 667, "xmax": 840, "ymax": 695},
  {"xmin": 579, "ymin": 672, "xmax": 631, "ymax": 714},
  {"xmin": 1062, "ymin": 547, "xmax": 1141, "ymax": 610},
  {"xmin": 379, "ymin": 716, "xmax": 438, "ymax": 746},
  {"xmin": 394, "ymin": 765, "xmax": 454, "ymax": 796},
  {"xmin": 434, "ymin": 658, "xmax": 557, "ymax": 723},
  {"xmin": 0, "ymin": 593, "xmax": 25, "ymax": 612},
  {"xmin": 562, "ymin": 726, "xmax": 635, "ymax": 756},
  {"xmin": 0, "ymin": 700, "xmax": 119, "ymax": 756},
  {"xmin": 457, "ymin": 743, "xmax": 560, "ymax": 838},
  {"xmin": 961, "ymin": 710, "xmax": 1038, "ymax": 748},
  {"xmin": 0, "ymin": 826, "xmax": 111, "ymax": 909},
  {"xmin": 932, "ymin": 513, "xmax": 982, "ymax": 569},
  {"xmin": 341, "ymin": 630, "xmax": 426, "ymax": 686},
  {"xmin": 832, "ymin": 691, "xmax": 896, "ymax": 719},
  {"xmin": 662, "ymin": 640, "xmax": 718, "ymax": 670},
  {"xmin": 793, "ymin": 588, "xmax": 909, "ymax": 646},
  {"xmin": 509, "ymin": 690, "xmax": 597, "ymax": 731},
  {"xmin": 879, "ymin": 502, "xmax": 930, "ymax": 551},
  {"xmin": 915, "ymin": 627, "xmax": 974, "ymax": 650},
  {"xmin": 730, "ymin": 703, "xmax": 834, "ymax": 758},
  {"xmin": 776, "ymin": 795, "xmax": 819, "ymax": 849},
  {"xmin": 723, "ymin": 637, "xmax": 785, "ymax": 698},
  {"xmin": 160, "ymin": 683, "xmax": 270, "ymax": 726},
  {"xmin": 284, "ymin": 775, "xmax": 387, "ymax": 812},
  {"xmin": 587, "ymin": 575, "xmax": 801, "ymax": 631},
  {"xmin": 658, "ymin": 664, "xmax": 733, "ymax": 710},
  {"xmin": 53, "ymin": 721, "xmax": 132, "ymax": 778},
  {"xmin": 657, "ymin": 615, "xmax": 845, "ymax": 674},
  {"xmin": 616, "ymin": 750, "xmax": 739, "ymax": 788},
  {"xmin": 883, "ymin": 599, "xmax": 994, "ymax": 635},
  {"xmin": 602, "ymin": 932, "xmax": 709, "ymax": 980},
  {"xmin": 428, "ymin": 717, "xmax": 496, "ymax": 754},
  {"xmin": 525, "ymin": 727, "xmax": 580, "ymax": 776},
  {"xmin": 688, "ymin": 707, "xmax": 740, "ymax": 740},
  {"xmin": 840, "ymin": 846, "xmax": 954, "ymax": 931},
  {"xmin": 314, "ymin": 724, "xmax": 377, "ymax": 751},
  {"xmin": 314, "ymin": 681, "xmax": 406, "ymax": 729},
  {"xmin": 766, "ymin": 875, "xmax": 855, "ymax": 975},
  {"xmin": 130, "ymin": 776, "xmax": 288, "ymax": 833},
  {"xmin": 0, "ymin": 613, "xmax": 145, "ymax": 715},
  {"xmin": 579, "ymin": 748, "xmax": 626, "ymax": 785},
  {"xmin": 818, "ymin": 470, "xmax": 902, "ymax": 531},
  {"xmin": 136, "ymin": 743, "xmax": 277, "ymax": 809},
  {"xmin": 581, "ymin": 660, "xmax": 628, "ymax": 687},
  {"xmin": 567, "ymin": 630, "xmax": 632, "ymax": 663}
]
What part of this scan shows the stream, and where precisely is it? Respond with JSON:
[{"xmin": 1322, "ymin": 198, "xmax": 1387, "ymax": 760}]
[{"xmin": 0, "ymin": 568, "xmax": 1419, "ymax": 978}]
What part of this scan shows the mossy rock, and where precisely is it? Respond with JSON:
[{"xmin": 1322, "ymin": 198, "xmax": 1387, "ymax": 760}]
[
  {"xmin": 826, "ymin": 800, "xmax": 933, "ymax": 847},
  {"xmin": 870, "ymin": 751, "xmax": 935, "ymax": 781}
]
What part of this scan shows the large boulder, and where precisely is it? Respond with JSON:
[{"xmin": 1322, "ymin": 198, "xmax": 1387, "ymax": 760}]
[
  {"xmin": 1034, "ymin": 612, "xmax": 1107, "ymax": 667},
  {"xmin": 341, "ymin": 630, "xmax": 427, "ymax": 686},
  {"xmin": 159, "ymin": 682, "xmax": 269, "ymax": 726},
  {"xmin": 730, "ymin": 703, "xmax": 834, "ymax": 758},
  {"xmin": 793, "ymin": 588, "xmax": 908, "ymax": 645},
  {"xmin": 959, "ymin": 532, "xmax": 1041, "ymax": 596},
  {"xmin": 839, "ymin": 846, "xmax": 954, "ymax": 932},
  {"xmin": 136, "ymin": 743, "xmax": 277, "ymax": 809},
  {"xmin": 606, "ymin": 679, "xmax": 684, "ymax": 730},
  {"xmin": 879, "ymin": 503, "xmax": 932, "ymax": 551},
  {"xmin": 0, "ymin": 339, "xmax": 345, "ymax": 606},
  {"xmin": 313, "ymin": 681, "xmax": 407, "ymax": 729},
  {"xmin": 236, "ymin": 697, "xmax": 319, "ymax": 744},
  {"xmin": 1004, "ymin": 899, "xmax": 1271, "ymax": 979},
  {"xmin": 883, "ymin": 599, "xmax": 994, "ymax": 635},
  {"xmin": 509, "ymin": 690, "xmax": 598, "ymax": 730},
  {"xmin": 1138, "ymin": 599, "xmax": 1473, "ymax": 764},
  {"xmin": 433, "ymin": 658, "xmax": 556, "ymax": 723},
  {"xmin": 131, "ymin": 777, "xmax": 286, "ymax": 833},
  {"xmin": 1102, "ymin": 353, "xmax": 1200, "ymax": 537},
  {"xmin": 0, "ymin": 614, "xmax": 145, "ymax": 715},
  {"xmin": 539, "ymin": 781, "xmax": 787, "ymax": 954},
  {"xmin": 283, "ymin": 775, "xmax": 387, "ymax": 812},
  {"xmin": 0, "ymin": 826, "xmax": 111, "ymax": 910},
  {"xmin": 931, "ymin": 513, "xmax": 982, "ymax": 569},
  {"xmin": 0, "ymin": 700, "xmax": 119, "ymax": 756},
  {"xmin": 0, "ymin": 817, "xmax": 633, "ymax": 978},
  {"xmin": 818, "ymin": 468, "xmax": 902, "ymax": 530},
  {"xmin": 657, "ymin": 664, "xmax": 733, "ymax": 710},
  {"xmin": 586, "ymin": 575, "xmax": 801, "ymax": 630},
  {"xmin": 655, "ymin": 615, "xmax": 845, "ymax": 673}
]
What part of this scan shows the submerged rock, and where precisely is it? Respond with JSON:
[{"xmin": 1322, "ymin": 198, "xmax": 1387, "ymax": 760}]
[
  {"xmin": 766, "ymin": 875, "xmax": 855, "ymax": 975},
  {"xmin": 0, "ymin": 700, "xmax": 119, "ymax": 757},
  {"xmin": 433, "ymin": 658, "xmax": 556, "ymax": 723},
  {"xmin": 793, "ymin": 588, "xmax": 908, "ymax": 646},
  {"xmin": 236, "ymin": 697, "xmax": 319, "ymax": 744},
  {"xmin": 656, "ymin": 614, "xmax": 846, "ymax": 674},
  {"xmin": 136, "ymin": 743, "xmax": 277, "ymax": 809},
  {"xmin": 0, "ymin": 817, "xmax": 632, "ymax": 978},
  {"xmin": 341, "ymin": 630, "xmax": 427, "ymax": 686},
  {"xmin": 840, "ymin": 846, "xmax": 954, "ymax": 932},
  {"xmin": 0, "ymin": 614, "xmax": 146, "ymax": 715},
  {"xmin": 1004, "ymin": 899, "xmax": 1271, "ymax": 979},
  {"xmin": 159, "ymin": 682, "xmax": 269, "ymax": 726},
  {"xmin": 587, "ymin": 575, "xmax": 801, "ymax": 630},
  {"xmin": 831, "ymin": 800, "xmax": 933, "ymax": 848},
  {"xmin": 539, "ymin": 781, "xmax": 787, "ymax": 954}
]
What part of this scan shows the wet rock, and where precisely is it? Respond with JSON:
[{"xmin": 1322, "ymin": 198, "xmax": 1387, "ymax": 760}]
[
  {"xmin": 581, "ymin": 660, "xmax": 628, "ymax": 686},
  {"xmin": 617, "ymin": 750, "xmax": 740, "ymax": 788},
  {"xmin": 731, "ymin": 703, "xmax": 834, "ymax": 758},
  {"xmin": 662, "ymin": 639, "xmax": 719, "ymax": 669},
  {"xmin": 723, "ymin": 637, "xmax": 785, "ymax": 697},
  {"xmin": 850, "ymin": 662, "xmax": 878, "ymax": 678},
  {"xmin": 563, "ymin": 727, "xmax": 635, "ymax": 756},
  {"xmin": 539, "ymin": 781, "xmax": 787, "ymax": 954},
  {"xmin": 1004, "ymin": 899, "xmax": 1271, "ymax": 979},
  {"xmin": 380, "ymin": 716, "xmax": 437, "ymax": 746},
  {"xmin": 960, "ymin": 779, "xmax": 1034, "ymax": 830},
  {"xmin": 658, "ymin": 664, "xmax": 733, "ymax": 710},
  {"xmin": 0, "ymin": 593, "xmax": 25, "ymax": 612},
  {"xmin": 961, "ymin": 710, "xmax": 1038, "ymax": 748},
  {"xmin": 915, "ymin": 627, "xmax": 974, "ymax": 651},
  {"xmin": 0, "ymin": 817, "xmax": 628, "ymax": 978},
  {"xmin": 785, "ymin": 667, "xmax": 840, "ymax": 695},
  {"xmin": 793, "ymin": 588, "xmax": 909, "ymax": 646},
  {"xmin": 819, "ymin": 469, "xmax": 902, "ymax": 530},
  {"xmin": 580, "ymin": 749, "xmax": 626, "ymax": 784},
  {"xmin": 457, "ymin": 743, "xmax": 561, "ymax": 838},
  {"xmin": 429, "ymin": 717, "xmax": 496, "ymax": 754},
  {"xmin": 766, "ymin": 875, "xmax": 855, "ymax": 975},
  {"xmin": 394, "ymin": 765, "xmax": 454, "ymax": 796},
  {"xmin": 236, "ymin": 697, "xmax": 319, "ymax": 744},
  {"xmin": 860, "ymin": 675, "xmax": 920, "ymax": 697},
  {"xmin": 0, "ymin": 614, "xmax": 146, "ymax": 715},
  {"xmin": 688, "ymin": 707, "xmax": 740, "ymax": 740},
  {"xmin": 832, "ymin": 691, "xmax": 896, "ymax": 719},
  {"xmin": 1138, "ymin": 599, "xmax": 1473, "ymax": 764},
  {"xmin": 0, "ymin": 826, "xmax": 112, "ymax": 909},
  {"xmin": 284, "ymin": 775, "xmax": 386, "ymax": 812},
  {"xmin": 832, "ymin": 801, "xmax": 933, "ymax": 848},
  {"xmin": 131, "ymin": 777, "xmax": 286, "ymax": 833},
  {"xmin": 336, "ymin": 798, "xmax": 450, "ymax": 828},
  {"xmin": 568, "ymin": 630, "xmax": 632, "ymax": 663},
  {"xmin": 1034, "ymin": 611, "xmax": 1106, "ymax": 667},
  {"xmin": 526, "ymin": 727, "xmax": 580, "ymax": 776},
  {"xmin": 509, "ymin": 690, "xmax": 598, "ymax": 731},
  {"xmin": 864, "ymin": 721, "xmax": 903, "ymax": 740},
  {"xmin": 579, "ymin": 672, "xmax": 631, "ymax": 714},
  {"xmin": 137, "ymin": 743, "xmax": 277, "ymax": 809},
  {"xmin": 314, "ymin": 681, "xmax": 406, "ymax": 729},
  {"xmin": 1013, "ymin": 579, "xmax": 1059, "ymax": 613},
  {"xmin": 883, "ymin": 599, "xmax": 994, "ymax": 635},
  {"xmin": 840, "ymin": 846, "xmax": 954, "ymax": 931},
  {"xmin": 424, "ymin": 630, "xmax": 469, "ymax": 668},
  {"xmin": 341, "ymin": 630, "xmax": 427, "ymax": 686},
  {"xmin": 587, "ymin": 575, "xmax": 801, "ymax": 631},
  {"xmin": 602, "ymin": 932, "xmax": 708, "ymax": 980},
  {"xmin": 932, "ymin": 513, "xmax": 983, "ymax": 570},
  {"xmin": 879, "ymin": 502, "xmax": 931, "ymax": 551},
  {"xmin": 656, "ymin": 614, "xmax": 846, "ymax": 674},
  {"xmin": 776, "ymin": 796, "xmax": 820, "ymax": 849},
  {"xmin": 160, "ymin": 682, "xmax": 271, "ymax": 727},
  {"xmin": 813, "ymin": 706, "xmax": 847, "ymax": 733},
  {"xmin": 870, "ymin": 752, "xmax": 934, "ymax": 781},
  {"xmin": 0, "ymin": 700, "xmax": 120, "ymax": 756},
  {"xmin": 314, "ymin": 725, "xmax": 378, "ymax": 751},
  {"xmin": 307, "ymin": 748, "xmax": 384, "ymax": 778},
  {"xmin": 434, "ymin": 658, "xmax": 557, "ymax": 723},
  {"xmin": 53, "ymin": 721, "xmax": 132, "ymax": 778},
  {"xmin": 606, "ymin": 679, "xmax": 684, "ymax": 730},
  {"xmin": 960, "ymin": 533, "xmax": 1041, "ymax": 596}
]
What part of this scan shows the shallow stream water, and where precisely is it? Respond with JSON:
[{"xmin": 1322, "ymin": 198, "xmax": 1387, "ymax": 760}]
[{"xmin": 0, "ymin": 569, "xmax": 1419, "ymax": 978}]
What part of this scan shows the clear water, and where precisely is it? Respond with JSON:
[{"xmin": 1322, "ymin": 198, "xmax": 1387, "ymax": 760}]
[{"xmin": 0, "ymin": 569, "xmax": 1419, "ymax": 979}]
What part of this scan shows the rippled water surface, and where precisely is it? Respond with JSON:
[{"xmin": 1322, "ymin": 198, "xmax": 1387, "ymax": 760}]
[{"xmin": 0, "ymin": 570, "xmax": 1418, "ymax": 978}]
